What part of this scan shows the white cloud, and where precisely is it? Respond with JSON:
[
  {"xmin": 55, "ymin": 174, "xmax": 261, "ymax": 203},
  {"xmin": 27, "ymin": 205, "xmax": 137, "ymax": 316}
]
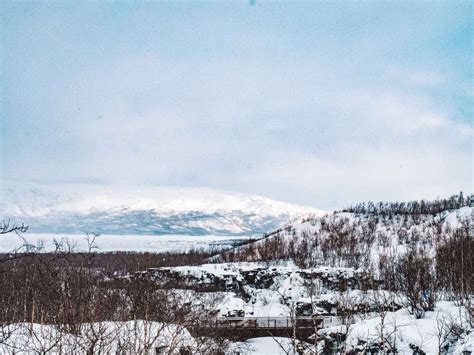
[
  {"xmin": 5, "ymin": 50, "xmax": 471, "ymax": 210},
  {"xmin": 2, "ymin": 4, "xmax": 472, "ymax": 209},
  {"xmin": 229, "ymin": 143, "xmax": 472, "ymax": 209},
  {"xmin": 332, "ymin": 90, "xmax": 451, "ymax": 133}
]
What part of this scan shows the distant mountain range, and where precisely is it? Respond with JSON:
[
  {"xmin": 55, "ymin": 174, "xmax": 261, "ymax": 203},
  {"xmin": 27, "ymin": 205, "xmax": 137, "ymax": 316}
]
[{"xmin": 0, "ymin": 182, "xmax": 325, "ymax": 236}]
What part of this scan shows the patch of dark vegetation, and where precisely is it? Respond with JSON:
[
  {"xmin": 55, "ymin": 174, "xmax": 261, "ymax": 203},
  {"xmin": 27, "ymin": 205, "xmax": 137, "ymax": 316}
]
[
  {"xmin": 340, "ymin": 192, "xmax": 471, "ymax": 216},
  {"xmin": 0, "ymin": 248, "xmax": 217, "ymax": 276}
]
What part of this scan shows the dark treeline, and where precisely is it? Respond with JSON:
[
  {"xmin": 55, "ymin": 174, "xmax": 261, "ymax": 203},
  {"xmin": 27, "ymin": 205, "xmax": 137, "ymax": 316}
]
[
  {"xmin": 0, "ymin": 249, "xmax": 215, "ymax": 277},
  {"xmin": 436, "ymin": 221, "xmax": 473, "ymax": 302},
  {"xmin": 0, "ymin": 246, "xmax": 216, "ymax": 324},
  {"xmin": 0, "ymin": 226, "xmax": 258, "ymax": 335},
  {"xmin": 341, "ymin": 192, "xmax": 471, "ymax": 216},
  {"xmin": 381, "ymin": 220, "xmax": 472, "ymax": 318}
]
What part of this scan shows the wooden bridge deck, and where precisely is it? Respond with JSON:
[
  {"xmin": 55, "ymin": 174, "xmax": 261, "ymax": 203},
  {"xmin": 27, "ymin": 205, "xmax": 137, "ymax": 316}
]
[{"xmin": 188, "ymin": 316, "xmax": 340, "ymax": 342}]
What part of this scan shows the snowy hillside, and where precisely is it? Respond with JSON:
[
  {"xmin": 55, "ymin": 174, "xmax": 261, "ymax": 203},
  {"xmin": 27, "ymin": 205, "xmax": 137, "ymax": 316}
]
[
  {"xmin": 0, "ymin": 181, "xmax": 324, "ymax": 235},
  {"xmin": 220, "ymin": 197, "xmax": 472, "ymax": 270}
]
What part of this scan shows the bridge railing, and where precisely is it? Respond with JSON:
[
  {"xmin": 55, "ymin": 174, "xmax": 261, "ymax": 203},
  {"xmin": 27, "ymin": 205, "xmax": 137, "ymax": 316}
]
[{"xmin": 194, "ymin": 316, "xmax": 340, "ymax": 329}]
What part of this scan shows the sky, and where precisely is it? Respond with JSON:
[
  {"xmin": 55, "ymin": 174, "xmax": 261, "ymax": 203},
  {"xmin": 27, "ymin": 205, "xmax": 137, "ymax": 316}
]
[{"xmin": 1, "ymin": 1, "xmax": 472, "ymax": 210}]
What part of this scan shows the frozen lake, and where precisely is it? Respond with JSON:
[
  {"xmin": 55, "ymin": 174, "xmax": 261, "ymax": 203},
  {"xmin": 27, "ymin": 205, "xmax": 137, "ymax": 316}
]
[{"xmin": 0, "ymin": 233, "xmax": 253, "ymax": 253}]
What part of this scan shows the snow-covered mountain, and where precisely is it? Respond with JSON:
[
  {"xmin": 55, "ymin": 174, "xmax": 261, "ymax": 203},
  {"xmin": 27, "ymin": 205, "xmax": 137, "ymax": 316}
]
[{"xmin": 0, "ymin": 182, "xmax": 325, "ymax": 235}]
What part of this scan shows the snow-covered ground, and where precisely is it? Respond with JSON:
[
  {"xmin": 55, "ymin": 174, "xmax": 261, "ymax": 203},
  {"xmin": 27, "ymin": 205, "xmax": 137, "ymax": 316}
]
[
  {"xmin": 152, "ymin": 260, "xmax": 473, "ymax": 354},
  {"xmin": 155, "ymin": 261, "xmax": 365, "ymax": 318},
  {"xmin": 229, "ymin": 337, "xmax": 312, "ymax": 354},
  {"xmin": 0, "ymin": 321, "xmax": 194, "ymax": 354},
  {"xmin": 3, "ymin": 301, "xmax": 470, "ymax": 354},
  {"xmin": 0, "ymin": 321, "xmax": 312, "ymax": 354},
  {"xmin": 0, "ymin": 233, "xmax": 251, "ymax": 253},
  {"xmin": 318, "ymin": 301, "xmax": 473, "ymax": 354}
]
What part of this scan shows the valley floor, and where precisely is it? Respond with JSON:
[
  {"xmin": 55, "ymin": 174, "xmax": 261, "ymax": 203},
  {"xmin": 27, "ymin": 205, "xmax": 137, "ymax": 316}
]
[{"xmin": 0, "ymin": 233, "xmax": 250, "ymax": 253}]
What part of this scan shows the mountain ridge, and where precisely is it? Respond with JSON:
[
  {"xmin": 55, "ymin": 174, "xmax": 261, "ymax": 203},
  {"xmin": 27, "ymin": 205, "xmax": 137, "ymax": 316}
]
[{"xmin": 0, "ymin": 181, "xmax": 325, "ymax": 235}]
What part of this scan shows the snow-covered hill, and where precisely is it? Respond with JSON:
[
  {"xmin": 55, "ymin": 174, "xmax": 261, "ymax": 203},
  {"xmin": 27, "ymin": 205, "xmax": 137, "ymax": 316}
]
[
  {"xmin": 219, "ymin": 196, "xmax": 472, "ymax": 270},
  {"xmin": 0, "ymin": 181, "xmax": 324, "ymax": 235}
]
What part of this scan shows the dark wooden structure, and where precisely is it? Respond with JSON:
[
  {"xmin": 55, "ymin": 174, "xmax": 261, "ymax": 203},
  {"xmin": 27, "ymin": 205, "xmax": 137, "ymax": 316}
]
[{"xmin": 188, "ymin": 316, "xmax": 331, "ymax": 342}]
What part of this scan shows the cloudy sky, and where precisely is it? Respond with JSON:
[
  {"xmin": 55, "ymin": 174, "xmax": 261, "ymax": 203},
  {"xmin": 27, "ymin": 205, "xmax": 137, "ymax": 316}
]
[{"xmin": 1, "ymin": 2, "xmax": 472, "ymax": 209}]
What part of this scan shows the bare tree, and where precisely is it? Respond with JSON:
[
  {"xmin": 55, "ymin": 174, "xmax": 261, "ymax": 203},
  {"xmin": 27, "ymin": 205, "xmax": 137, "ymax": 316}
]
[
  {"xmin": 0, "ymin": 220, "xmax": 28, "ymax": 235},
  {"xmin": 396, "ymin": 247, "xmax": 436, "ymax": 318}
]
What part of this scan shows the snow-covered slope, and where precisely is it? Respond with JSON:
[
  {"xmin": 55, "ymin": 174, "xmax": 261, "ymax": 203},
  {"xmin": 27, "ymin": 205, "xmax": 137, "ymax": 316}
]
[
  {"xmin": 0, "ymin": 181, "xmax": 324, "ymax": 235},
  {"xmin": 220, "ymin": 202, "xmax": 472, "ymax": 269}
]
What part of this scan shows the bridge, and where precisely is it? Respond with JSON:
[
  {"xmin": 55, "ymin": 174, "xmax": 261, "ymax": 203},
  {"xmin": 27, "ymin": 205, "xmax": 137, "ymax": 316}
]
[{"xmin": 188, "ymin": 316, "xmax": 340, "ymax": 342}]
